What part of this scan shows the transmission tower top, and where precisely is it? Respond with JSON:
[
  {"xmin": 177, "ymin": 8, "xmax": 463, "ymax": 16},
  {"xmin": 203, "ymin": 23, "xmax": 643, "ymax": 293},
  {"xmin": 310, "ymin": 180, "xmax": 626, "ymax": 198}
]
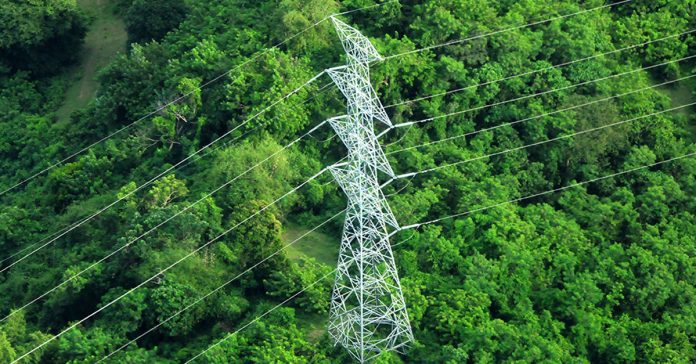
[{"xmin": 331, "ymin": 16, "xmax": 383, "ymax": 64}]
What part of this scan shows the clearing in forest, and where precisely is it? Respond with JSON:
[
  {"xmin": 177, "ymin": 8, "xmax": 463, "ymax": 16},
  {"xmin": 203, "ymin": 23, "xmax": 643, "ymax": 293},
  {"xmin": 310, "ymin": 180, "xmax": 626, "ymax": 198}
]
[
  {"xmin": 659, "ymin": 67, "xmax": 696, "ymax": 137},
  {"xmin": 282, "ymin": 221, "xmax": 339, "ymax": 266},
  {"xmin": 281, "ymin": 221, "xmax": 338, "ymax": 341},
  {"xmin": 56, "ymin": 0, "xmax": 127, "ymax": 122}
]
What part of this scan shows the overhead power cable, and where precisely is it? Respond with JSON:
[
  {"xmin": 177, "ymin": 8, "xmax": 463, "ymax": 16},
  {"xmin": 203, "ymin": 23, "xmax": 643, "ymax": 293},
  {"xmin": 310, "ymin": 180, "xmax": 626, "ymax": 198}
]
[
  {"xmin": 398, "ymin": 152, "xmax": 696, "ymax": 230},
  {"xmin": 10, "ymin": 163, "xmax": 338, "ymax": 362},
  {"xmin": 0, "ymin": 72, "xmax": 326, "ymax": 276},
  {"xmin": 1, "ymin": 1, "xmax": 643, "ymax": 266},
  {"xmin": 384, "ymin": 54, "xmax": 696, "ymax": 132},
  {"xmin": 5, "ymin": 33, "xmax": 689, "ymax": 319},
  {"xmin": 185, "ymin": 150, "xmax": 694, "ymax": 363},
  {"xmin": 109, "ymin": 52, "xmax": 696, "ymax": 362},
  {"xmin": 0, "ymin": 1, "xmax": 397, "ymax": 197},
  {"xmin": 97, "ymin": 209, "xmax": 346, "ymax": 362},
  {"xmin": 186, "ymin": 269, "xmax": 335, "ymax": 363},
  {"xmin": 389, "ymin": 102, "xmax": 695, "ymax": 181},
  {"xmin": 0, "ymin": 0, "xmax": 632, "ymax": 198},
  {"xmin": 114, "ymin": 24, "xmax": 688, "ymax": 206},
  {"xmin": 387, "ymin": 73, "xmax": 696, "ymax": 155},
  {"xmin": 0, "ymin": 239, "xmax": 43, "ymax": 266},
  {"xmin": 1, "ymin": 113, "xmax": 329, "ymax": 324},
  {"xmin": 13, "ymin": 2, "xmax": 692, "ymax": 358},
  {"xmin": 0, "ymin": 78, "xmax": 338, "ymax": 267},
  {"xmin": 385, "ymin": 28, "xmax": 695, "ymax": 109},
  {"xmin": 6, "ymin": 38, "xmax": 689, "ymax": 317},
  {"xmin": 382, "ymin": 0, "xmax": 633, "ymax": 60}
]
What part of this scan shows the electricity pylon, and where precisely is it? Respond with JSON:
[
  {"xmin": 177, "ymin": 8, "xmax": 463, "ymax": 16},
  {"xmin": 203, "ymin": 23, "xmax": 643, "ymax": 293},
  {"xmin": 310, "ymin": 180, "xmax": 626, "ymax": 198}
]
[{"xmin": 326, "ymin": 17, "xmax": 413, "ymax": 363}]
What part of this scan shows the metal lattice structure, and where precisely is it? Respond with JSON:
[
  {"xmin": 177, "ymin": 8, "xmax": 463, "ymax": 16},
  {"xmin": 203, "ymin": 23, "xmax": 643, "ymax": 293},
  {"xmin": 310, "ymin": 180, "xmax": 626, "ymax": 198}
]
[{"xmin": 326, "ymin": 17, "xmax": 413, "ymax": 363}]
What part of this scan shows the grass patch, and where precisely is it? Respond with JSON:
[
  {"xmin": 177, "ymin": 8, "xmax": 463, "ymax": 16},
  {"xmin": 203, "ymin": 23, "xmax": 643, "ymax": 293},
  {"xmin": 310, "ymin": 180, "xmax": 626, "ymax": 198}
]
[
  {"xmin": 282, "ymin": 221, "xmax": 339, "ymax": 266},
  {"xmin": 657, "ymin": 66, "xmax": 696, "ymax": 137},
  {"xmin": 281, "ymin": 221, "xmax": 336, "ymax": 342},
  {"xmin": 56, "ymin": 0, "xmax": 127, "ymax": 122},
  {"xmin": 663, "ymin": 77, "xmax": 696, "ymax": 113},
  {"xmin": 295, "ymin": 311, "xmax": 328, "ymax": 342}
]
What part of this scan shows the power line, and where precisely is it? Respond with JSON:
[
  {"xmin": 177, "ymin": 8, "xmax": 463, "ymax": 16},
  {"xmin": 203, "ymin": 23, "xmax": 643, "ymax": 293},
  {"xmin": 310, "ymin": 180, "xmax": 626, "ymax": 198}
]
[
  {"xmin": 393, "ymin": 102, "xmax": 694, "ymax": 179},
  {"xmin": 9, "ymin": 4, "xmax": 689, "ymax": 362},
  {"xmin": 185, "ymin": 150, "xmax": 694, "ymax": 363},
  {"xmin": 0, "ymin": 1, "xmax": 396, "ymax": 197},
  {"xmin": 0, "ymin": 80, "xmax": 334, "ymax": 267},
  {"xmin": 1, "ymin": 117, "xmax": 328, "ymax": 324},
  {"xmin": 0, "ymin": 1, "xmax": 390, "ymax": 264},
  {"xmin": 184, "ymin": 233, "xmax": 416, "ymax": 363},
  {"xmin": 97, "ymin": 209, "xmax": 346, "ymax": 363},
  {"xmin": 186, "ymin": 269, "xmax": 335, "ymax": 363},
  {"xmin": 385, "ymin": 54, "xmax": 696, "ymax": 131},
  {"xmin": 0, "ymin": 72, "xmax": 326, "ymax": 276},
  {"xmin": 399, "ymin": 152, "xmax": 696, "ymax": 230},
  {"xmin": 3, "ymin": 0, "xmax": 634, "ymax": 200},
  {"xmin": 384, "ymin": 28, "xmax": 695, "ymax": 109},
  {"xmin": 0, "ymin": 0, "xmax": 478, "ymax": 268},
  {"xmin": 384, "ymin": 123, "xmax": 414, "ymax": 147},
  {"xmin": 1, "ymin": 0, "xmax": 655, "ymax": 266},
  {"xmin": 9, "ymin": 45, "xmax": 693, "ymax": 322},
  {"xmin": 7, "ymin": 1, "xmax": 691, "ymax": 358},
  {"xmin": 160, "ymin": 50, "xmax": 696, "ymax": 364},
  {"xmin": 385, "ymin": 174, "xmax": 416, "ymax": 198},
  {"xmin": 2, "ymin": 2, "xmax": 646, "ymax": 267},
  {"xmin": 0, "ymin": 0, "xmax": 456, "ymax": 319},
  {"xmin": 5, "ymin": 35, "xmax": 688, "ymax": 325},
  {"xmin": 0, "ymin": 242, "xmax": 37, "ymax": 266},
  {"xmin": 146, "ymin": 9, "xmax": 696, "ymax": 358},
  {"xmin": 9, "ymin": 163, "xmax": 335, "ymax": 362},
  {"xmin": 175, "ymin": 80, "xmax": 338, "ymax": 173},
  {"xmin": 387, "ymin": 73, "xmax": 696, "ymax": 155},
  {"xmin": 382, "ymin": 0, "xmax": 633, "ymax": 60}
]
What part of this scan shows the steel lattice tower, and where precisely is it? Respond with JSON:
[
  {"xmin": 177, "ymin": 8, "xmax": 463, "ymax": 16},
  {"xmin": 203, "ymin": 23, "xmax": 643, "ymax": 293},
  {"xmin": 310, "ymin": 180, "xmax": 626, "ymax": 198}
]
[{"xmin": 326, "ymin": 17, "xmax": 413, "ymax": 363}]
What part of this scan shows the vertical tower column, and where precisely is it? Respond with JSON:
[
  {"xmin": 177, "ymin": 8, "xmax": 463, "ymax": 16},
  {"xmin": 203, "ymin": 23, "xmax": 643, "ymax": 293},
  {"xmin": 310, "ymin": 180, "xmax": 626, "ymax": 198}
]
[{"xmin": 326, "ymin": 17, "xmax": 413, "ymax": 363}]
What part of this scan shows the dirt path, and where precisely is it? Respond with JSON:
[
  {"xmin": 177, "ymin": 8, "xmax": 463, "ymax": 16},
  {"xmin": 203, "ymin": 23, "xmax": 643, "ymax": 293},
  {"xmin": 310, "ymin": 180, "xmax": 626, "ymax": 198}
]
[{"xmin": 56, "ymin": 0, "xmax": 127, "ymax": 122}]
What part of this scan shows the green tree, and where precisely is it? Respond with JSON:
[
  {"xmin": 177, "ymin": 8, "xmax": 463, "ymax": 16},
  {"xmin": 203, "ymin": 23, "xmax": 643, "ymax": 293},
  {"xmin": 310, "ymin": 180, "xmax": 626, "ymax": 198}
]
[
  {"xmin": 148, "ymin": 281, "xmax": 205, "ymax": 336},
  {"xmin": 0, "ymin": 332, "xmax": 16, "ymax": 363},
  {"xmin": 124, "ymin": 0, "xmax": 190, "ymax": 44},
  {"xmin": 0, "ymin": 0, "xmax": 87, "ymax": 75},
  {"xmin": 264, "ymin": 257, "xmax": 333, "ymax": 313},
  {"xmin": 231, "ymin": 201, "xmax": 289, "ymax": 289}
]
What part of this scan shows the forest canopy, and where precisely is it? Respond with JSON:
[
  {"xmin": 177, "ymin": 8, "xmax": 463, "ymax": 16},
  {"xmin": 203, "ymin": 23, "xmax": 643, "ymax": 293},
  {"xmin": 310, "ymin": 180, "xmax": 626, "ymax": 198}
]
[
  {"xmin": 0, "ymin": 0, "xmax": 87, "ymax": 75},
  {"xmin": 0, "ymin": 0, "xmax": 694, "ymax": 363}
]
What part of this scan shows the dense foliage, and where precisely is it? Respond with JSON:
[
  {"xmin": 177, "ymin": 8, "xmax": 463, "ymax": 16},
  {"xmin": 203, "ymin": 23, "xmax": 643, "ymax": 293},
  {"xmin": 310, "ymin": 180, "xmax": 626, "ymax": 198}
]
[
  {"xmin": 0, "ymin": 0, "xmax": 694, "ymax": 363},
  {"xmin": 0, "ymin": 0, "xmax": 87, "ymax": 76},
  {"xmin": 122, "ymin": 0, "xmax": 190, "ymax": 44}
]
